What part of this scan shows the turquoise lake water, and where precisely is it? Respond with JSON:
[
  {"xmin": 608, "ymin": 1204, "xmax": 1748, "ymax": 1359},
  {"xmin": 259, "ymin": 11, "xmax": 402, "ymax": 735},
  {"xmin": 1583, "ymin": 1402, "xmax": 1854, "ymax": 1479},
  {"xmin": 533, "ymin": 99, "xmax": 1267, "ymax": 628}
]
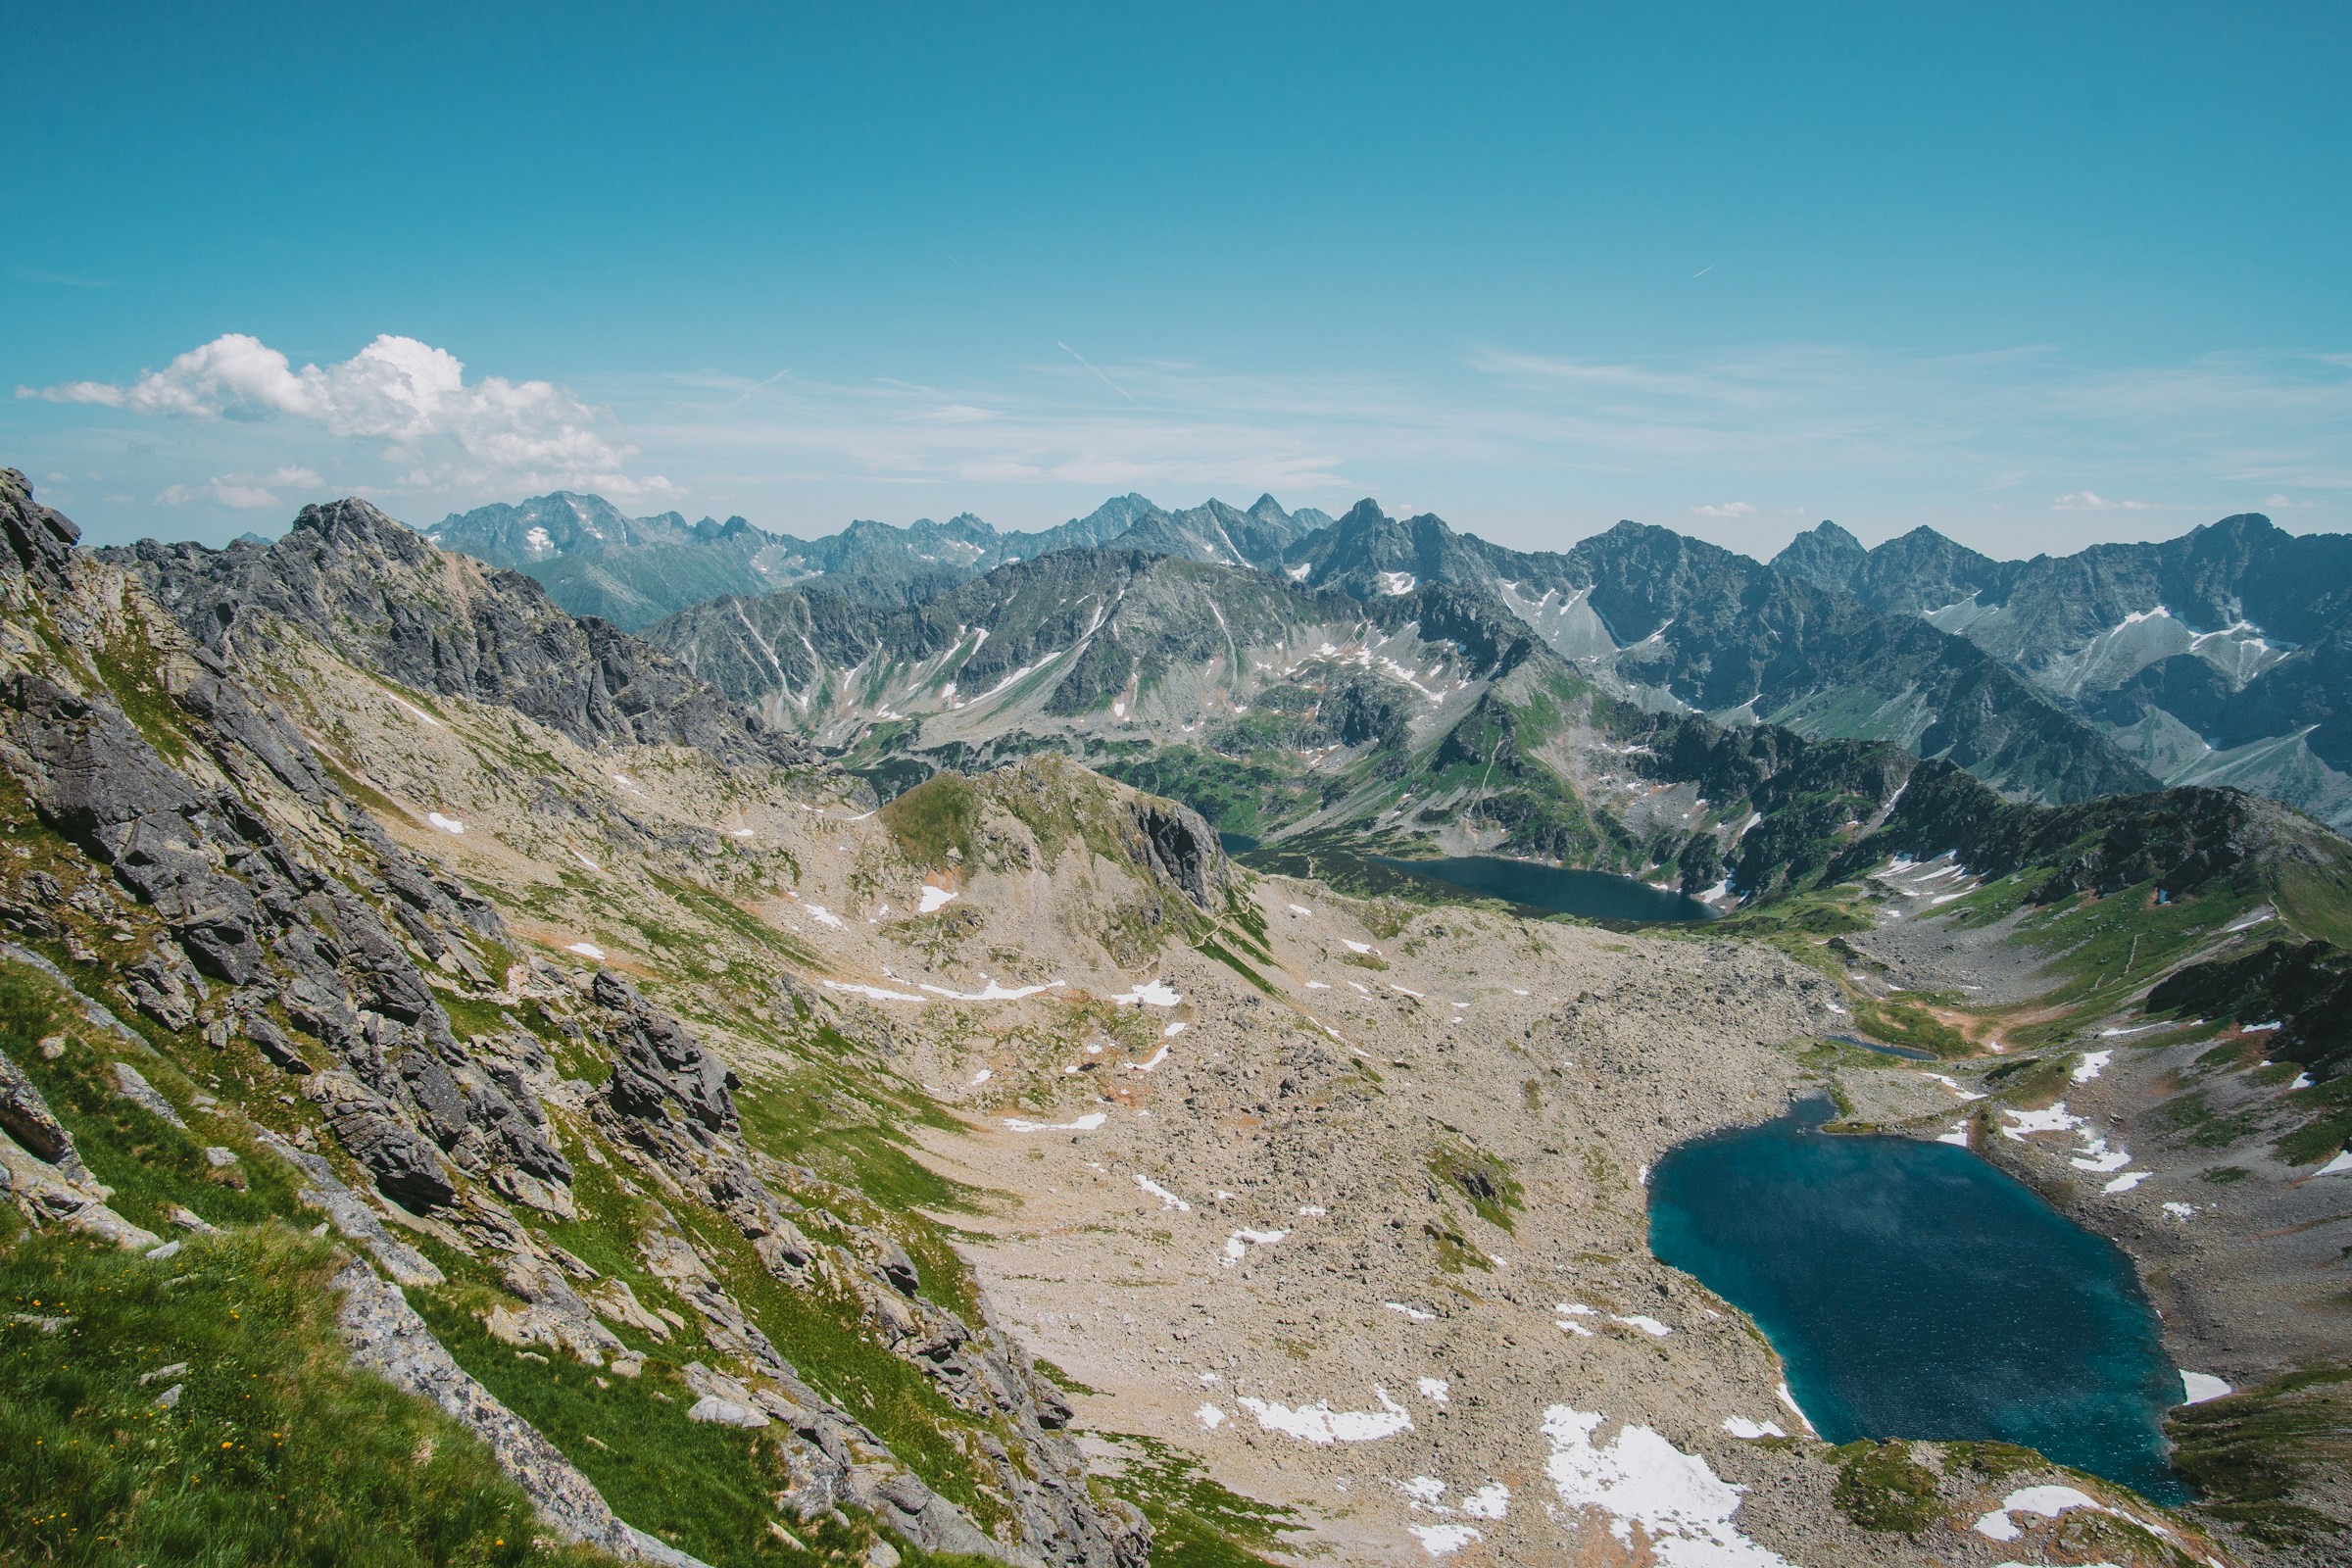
[
  {"xmin": 1648, "ymin": 1097, "xmax": 2185, "ymax": 1501},
  {"xmin": 1368, "ymin": 856, "xmax": 1718, "ymax": 922}
]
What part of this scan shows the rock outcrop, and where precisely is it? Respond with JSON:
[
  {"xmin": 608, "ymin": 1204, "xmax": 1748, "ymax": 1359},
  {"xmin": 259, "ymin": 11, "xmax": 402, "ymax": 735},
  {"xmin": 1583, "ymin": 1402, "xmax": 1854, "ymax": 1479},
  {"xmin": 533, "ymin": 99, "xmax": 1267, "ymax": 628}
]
[{"xmin": 106, "ymin": 497, "xmax": 811, "ymax": 770}]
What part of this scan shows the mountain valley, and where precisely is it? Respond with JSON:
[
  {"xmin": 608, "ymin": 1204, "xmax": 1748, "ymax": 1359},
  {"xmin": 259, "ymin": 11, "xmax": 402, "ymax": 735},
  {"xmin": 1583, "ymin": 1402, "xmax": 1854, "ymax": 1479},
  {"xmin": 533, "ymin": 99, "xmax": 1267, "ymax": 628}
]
[{"xmin": 6, "ymin": 469, "xmax": 2350, "ymax": 1568}]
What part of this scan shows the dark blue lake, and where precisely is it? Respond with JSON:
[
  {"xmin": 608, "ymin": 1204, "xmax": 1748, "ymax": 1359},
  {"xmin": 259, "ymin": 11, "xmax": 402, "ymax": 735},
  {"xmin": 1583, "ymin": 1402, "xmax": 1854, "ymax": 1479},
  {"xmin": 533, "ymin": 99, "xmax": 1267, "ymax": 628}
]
[
  {"xmin": 1648, "ymin": 1097, "xmax": 2185, "ymax": 1501},
  {"xmin": 1370, "ymin": 856, "xmax": 1718, "ymax": 923}
]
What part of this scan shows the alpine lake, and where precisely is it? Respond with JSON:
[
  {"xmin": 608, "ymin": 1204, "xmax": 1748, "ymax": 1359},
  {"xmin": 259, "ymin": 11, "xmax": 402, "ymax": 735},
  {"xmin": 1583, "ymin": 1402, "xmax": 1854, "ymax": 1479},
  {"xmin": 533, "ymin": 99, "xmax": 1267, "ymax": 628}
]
[{"xmin": 1648, "ymin": 1096, "xmax": 2186, "ymax": 1501}]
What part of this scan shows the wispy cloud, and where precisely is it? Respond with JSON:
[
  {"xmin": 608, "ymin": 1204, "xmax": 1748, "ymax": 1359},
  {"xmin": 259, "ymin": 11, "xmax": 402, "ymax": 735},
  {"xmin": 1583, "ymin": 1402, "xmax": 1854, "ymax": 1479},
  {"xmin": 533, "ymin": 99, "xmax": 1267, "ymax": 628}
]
[
  {"xmin": 2053, "ymin": 490, "xmax": 2149, "ymax": 512},
  {"xmin": 1692, "ymin": 501, "xmax": 1755, "ymax": 518},
  {"xmin": 159, "ymin": 466, "xmax": 323, "ymax": 510}
]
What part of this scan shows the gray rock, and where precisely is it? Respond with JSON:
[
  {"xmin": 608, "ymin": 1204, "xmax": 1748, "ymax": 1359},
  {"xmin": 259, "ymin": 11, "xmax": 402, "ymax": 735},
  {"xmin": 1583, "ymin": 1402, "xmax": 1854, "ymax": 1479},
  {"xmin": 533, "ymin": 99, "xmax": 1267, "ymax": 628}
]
[
  {"xmin": 685, "ymin": 1395, "xmax": 768, "ymax": 1428},
  {"xmin": 0, "ymin": 1047, "xmax": 84, "ymax": 1176},
  {"xmin": 112, "ymin": 1061, "xmax": 189, "ymax": 1128},
  {"xmin": 257, "ymin": 1131, "xmax": 444, "ymax": 1288},
  {"xmin": 106, "ymin": 499, "xmax": 811, "ymax": 771}
]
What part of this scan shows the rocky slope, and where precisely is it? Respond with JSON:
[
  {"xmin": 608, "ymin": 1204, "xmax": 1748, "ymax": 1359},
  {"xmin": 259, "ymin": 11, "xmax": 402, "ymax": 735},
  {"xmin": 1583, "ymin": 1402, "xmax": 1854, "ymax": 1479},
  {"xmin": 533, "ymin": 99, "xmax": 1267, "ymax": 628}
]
[
  {"xmin": 5, "ymin": 470, "xmax": 1152, "ymax": 1568},
  {"xmin": 103, "ymin": 502, "xmax": 812, "ymax": 772}
]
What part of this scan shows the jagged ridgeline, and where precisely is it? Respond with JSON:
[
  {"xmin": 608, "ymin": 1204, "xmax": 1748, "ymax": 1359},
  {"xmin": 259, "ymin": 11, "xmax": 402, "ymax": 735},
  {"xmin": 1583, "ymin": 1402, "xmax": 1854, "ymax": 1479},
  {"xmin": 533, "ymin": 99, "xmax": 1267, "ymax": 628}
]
[
  {"xmin": 2, "ymin": 470, "xmax": 1190, "ymax": 1567},
  {"xmin": 620, "ymin": 502, "xmax": 2170, "ymax": 911}
]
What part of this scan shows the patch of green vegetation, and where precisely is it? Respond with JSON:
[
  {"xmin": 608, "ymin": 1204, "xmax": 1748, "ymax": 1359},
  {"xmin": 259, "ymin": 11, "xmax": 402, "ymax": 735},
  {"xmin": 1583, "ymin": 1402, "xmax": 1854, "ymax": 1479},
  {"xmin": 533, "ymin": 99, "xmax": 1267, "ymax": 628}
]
[
  {"xmin": 1999, "ymin": 881, "xmax": 2262, "ymax": 1050},
  {"xmin": 1094, "ymin": 1432, "xmax": 1296, "ymax": 1568},
  {"xmin": 1944, "ymin": 1440, "xmax": 2042, "ymax": 1478},
  {"xmin": 1423, "ymin": 1219, "xmax": 1490, "ymax": 1273},
  {"xmin": 2275, "ymin": 1071, "xmax": 2352, "ymax": 1167},
  {"xmin": 2200, "ymin": 1166, "xmax": 2252, "ymax": 1185},
  {"xmin": 0, "ymin": 960, "xmax": 303, "ymax": 1234},
  {"xmin": 0, "ymin": 1227, "xmax": 591, "ymax": 1568},
  {"xmin": 2154, "ymin": 1091, "xmax": 2264, "ymax": 1151},
  {"xmin": 1094, "ymin": 747, "xmax": 1319, "ymax": 840},
  {"xmin": 1831, "ymin": 1442, "xmax": 1941, "ymax": 1534},
  {"xmin": 1195, "ymin": 937, "xmax": 1277, "ymax": 996},
  {"xmin": 649, "ymin": 875, "xmax": 822, "ymax": 968},
  {"xmin": 1427, "ymin": 1139, "xmax": 1523, "ymax": 1233},
  {"xmin": 1030, "ymin": 1359, "xmax": 1100, "ymax": 1396},
  {"xmin": 1983, "ymin": 1053, "xmax": 2072, "ymax": 1102},
  {"xmin": 92, "ymin": 612, "xmax": 194, "ymax": 766},
  {"xmin": 1850, "ymin": 997, "xmax": 1971, "ymax": 1058},
  {"xmin": 2168, "ymin": 1363, "xmax": 2352, "ymax": 1547},
  {"xmin": 409, "ymin": 1298, "xmax": 810, "ymax": 1568},
  {"xmin": 880, "ymin": 775, "xmax": 983, "ymax": 869}
]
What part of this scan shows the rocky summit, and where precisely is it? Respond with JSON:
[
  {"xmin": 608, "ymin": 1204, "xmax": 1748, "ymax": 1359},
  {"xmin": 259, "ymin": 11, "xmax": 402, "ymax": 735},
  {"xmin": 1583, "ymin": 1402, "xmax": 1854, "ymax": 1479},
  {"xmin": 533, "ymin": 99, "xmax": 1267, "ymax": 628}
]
[{"xmin": 6, "ymin": 466, "xmax": 2351, "ymax": 1568}]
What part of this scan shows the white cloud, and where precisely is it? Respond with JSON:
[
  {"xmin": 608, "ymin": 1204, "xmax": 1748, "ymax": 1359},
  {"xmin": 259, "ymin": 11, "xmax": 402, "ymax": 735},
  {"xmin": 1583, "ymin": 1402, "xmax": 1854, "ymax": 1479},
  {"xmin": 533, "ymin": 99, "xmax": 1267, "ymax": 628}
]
[
  {"xmin": 23, "ymin": 333, "xmax": 667, "ymax": 501},
  {"xmin": 1692, "ymin": 501, "xmax": 1756, "ymax": 517},
  {"xmin": 158, "ymin": 466, "xmax": 324, "ymax": 511},
  {"xmin": 2053, "ymin": 490, "xmax": 2150, "ymax": 512}
]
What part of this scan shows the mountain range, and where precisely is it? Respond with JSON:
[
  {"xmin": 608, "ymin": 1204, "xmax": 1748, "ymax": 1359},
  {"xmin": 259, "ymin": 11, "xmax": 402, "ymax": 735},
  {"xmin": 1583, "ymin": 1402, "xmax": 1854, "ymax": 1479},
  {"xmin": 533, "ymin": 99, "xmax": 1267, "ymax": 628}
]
[
  {"xmin": 431, "ymin": 488, "xmax": 2341, "ymax": 834},
  {"xmin": 426, "ymin": 490, "xmax": 1336, "ymax": 631}
]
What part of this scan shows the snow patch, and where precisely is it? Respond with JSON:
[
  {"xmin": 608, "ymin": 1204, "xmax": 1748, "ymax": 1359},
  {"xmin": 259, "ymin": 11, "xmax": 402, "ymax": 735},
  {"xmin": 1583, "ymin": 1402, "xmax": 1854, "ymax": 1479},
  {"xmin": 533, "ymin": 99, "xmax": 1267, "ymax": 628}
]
[
  {"xmin": 1417, "ymin": 1377, "xmax": 1449, "ymax": 1405},
  {"xmin": 2102, "ymin": 1171, "xmax": 2151, "ymax": 1194},
  {"xmin": 806, "ymin": 905, "xmax": 848, "ymax": 929},
  {"xmin": 2180, "ymin": 1372, "xmax": 2232, "ymax": 1405},
  {"xmin": 1408, "ymin": 1525, "xmax": 1481, "ymax": 1557},
  {"xmin": 2314, "ymin": 1149, "xmax": 2352, "ymax": 1177},
  {"xmin": 919, "ymin": 979, "xmax": 1065, "ymax": 1002},
  {"xmin": 564, "ymin": 942, "xmax": 605, "ymax": 961},
  {"xmin": 1111, "ymin": 978, "xmax": 1182, "ymax": 1007},
  {"xmin": 916, "ymin": 886, "xmax": 957, "ymax": 913},
  {"xmin": 1722, "ymin": 1418, "xmax": 1786, "ymax": 1440},
  {"xmin": 1237, "ymin": 1386, "xmax": 1411, "ymax": 1444},
  {"xmin": 1541, "ymin": 1406, "xmax": 1795, "ymax": 1567},
  {"xmin": 1136, "ymin": 1175, "xmax": 1192, "ymax": 1211},
  {"xmin": 2073, "ymin": 1050, "xmax": 2113, "ymax": 1083},
  {"xmin": 426, "ymin": 811, "xmax": 466, "ymax": 835},
  {"xmin": 1460, "ymin": 1483, "xmax": 1508, "ymax": 1521},
  {"xmin": 822, "ymin": 980, "xmax": 925, "ymax": 1003},
  {"xmin": 1002, "ymin": 1112, "xmax": 1107, "ymax": 1133},
  {"xmin": 1973, "ymin": 1485, "xmax": 2106, "ymax": 1542},
  {"xmin": 1385, "ymin": 1301, "xmax": 1436, "ymax": 1321},
  {"xmin": 1196, "ymin": 1404, "xmax": 1225, "ymax": 1430}
]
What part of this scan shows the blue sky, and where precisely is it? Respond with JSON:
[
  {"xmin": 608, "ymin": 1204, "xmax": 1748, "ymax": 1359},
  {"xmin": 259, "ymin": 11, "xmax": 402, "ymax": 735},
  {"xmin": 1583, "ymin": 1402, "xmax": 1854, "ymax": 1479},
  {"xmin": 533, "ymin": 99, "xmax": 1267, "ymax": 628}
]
[{"xmin": 7, "ymin": 1, "xmax": 2348, "ymax": 558}]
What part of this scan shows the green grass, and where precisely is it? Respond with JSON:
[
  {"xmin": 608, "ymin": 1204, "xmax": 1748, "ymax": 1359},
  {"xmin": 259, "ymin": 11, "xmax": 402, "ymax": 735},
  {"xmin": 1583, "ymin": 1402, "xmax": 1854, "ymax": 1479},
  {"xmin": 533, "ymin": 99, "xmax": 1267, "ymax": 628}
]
[
  {"xmin": 408, "ymin": 1298, "xmax": 806, "ymax": 1568},
  {"xmin": 1426, "ymin": 1139, "xmax": 1523, "ymax": 1233},
  {"xmin": 1195, "ymin": 937, "xmax": 1277, "ymax": 996},
  {"xmin": 1849, "ymin": 997, "xmax": 1972, "ymax": 1058},
  {"xmin": 1830, "ymin": 1442, "xmax": 1940, "ymax": 1533},
  {"xmin": 0, "ymin": 1226, "xmax": 596, "ymax": 1568},
  {"xmin": 2168, "ymin": 1364, "xmax": 2352, "ymax": 1547},
  {"xmin": 1, "ymin": 960, "xmax": 305, "ymax": 1235},
  {"xmin": 1091, "ymin": 1433, "xmax": 1294, "ymax": 1568},
  {"xmin": 879, "ymin": 775, "xmax": 983, "ymax": 869}
]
